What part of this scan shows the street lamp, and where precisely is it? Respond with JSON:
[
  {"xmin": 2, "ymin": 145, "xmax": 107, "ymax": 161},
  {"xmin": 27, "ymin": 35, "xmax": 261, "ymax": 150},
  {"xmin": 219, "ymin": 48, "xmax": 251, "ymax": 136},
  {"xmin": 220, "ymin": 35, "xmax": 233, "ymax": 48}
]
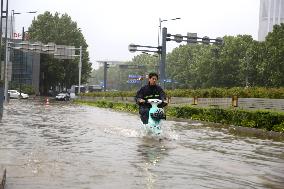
[
  {"xmin": 1, "ymin": 0, "xmax": 9, "ymax": 104},
  {"xmin": 157, "ymin": 18, "xmax": 180, "ymax": 88},
  {"xmin": 11, "ymin": 10, "xmax": 37, "ymax": 39},
  {"xmin": 3, "ymin": 10, "xmax": 37, "ymax": 102},
  {"xmin": 158, "ymin": 17, "xmax": 181, "ymax": 46}
]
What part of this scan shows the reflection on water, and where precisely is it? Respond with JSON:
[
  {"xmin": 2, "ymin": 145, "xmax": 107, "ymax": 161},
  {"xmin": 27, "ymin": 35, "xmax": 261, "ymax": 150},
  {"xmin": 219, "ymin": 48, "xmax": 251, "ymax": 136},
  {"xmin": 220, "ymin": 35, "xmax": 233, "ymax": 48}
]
[
  {"xmin": 136, "ymin": 137, "xmax": 171, "ymax": 189},
  {"xmin": 0, "ymin": 99, "xmax": 284, "ymax": 189},
  {"xmin": 138, "ymin": 137, "xmax": 168, "ymax": 165}
]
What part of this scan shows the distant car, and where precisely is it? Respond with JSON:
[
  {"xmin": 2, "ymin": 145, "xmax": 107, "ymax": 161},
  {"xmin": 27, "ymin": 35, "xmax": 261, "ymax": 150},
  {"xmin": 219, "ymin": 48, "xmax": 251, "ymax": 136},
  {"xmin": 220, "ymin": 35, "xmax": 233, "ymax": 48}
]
[
  {"xmin": 7, "ymin": 90, "xmax": 29, "ymax": 99},
  {"xmin": 55, "ymin": 93, "xmax": 70, "ymax": 101}
]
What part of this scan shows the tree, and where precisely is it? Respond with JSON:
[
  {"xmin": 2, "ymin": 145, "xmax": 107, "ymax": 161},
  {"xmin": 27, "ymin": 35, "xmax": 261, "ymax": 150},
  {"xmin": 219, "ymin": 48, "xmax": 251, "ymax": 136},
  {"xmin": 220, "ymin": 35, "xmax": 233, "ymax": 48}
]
[
  {"xmin": 263, "ymin": 23, "xmax": 284, "ymax": 87},
  {"xmin": 28, "ymin": 11, "xmax": 92, "ymax": 94}
]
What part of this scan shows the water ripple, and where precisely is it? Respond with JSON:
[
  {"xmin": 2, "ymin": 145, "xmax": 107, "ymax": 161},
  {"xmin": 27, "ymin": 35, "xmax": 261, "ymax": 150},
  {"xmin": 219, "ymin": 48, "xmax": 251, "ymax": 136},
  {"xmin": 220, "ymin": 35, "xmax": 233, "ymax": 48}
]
[{"xmin": 0, "ymin": 99, "xmax": 283, "ymax": 189}]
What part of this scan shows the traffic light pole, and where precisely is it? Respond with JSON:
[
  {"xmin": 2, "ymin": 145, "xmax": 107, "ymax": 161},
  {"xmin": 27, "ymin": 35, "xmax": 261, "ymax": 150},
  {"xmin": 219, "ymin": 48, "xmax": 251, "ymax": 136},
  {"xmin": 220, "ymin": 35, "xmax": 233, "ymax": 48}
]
[
  {"xmin": 160, "ymin": 27, "xmax": 167, "ymax": 89},
  {"xmin": 129, "ymin": 27, "xmax": 223, "ymax": 90},
  {"xmin": 103, "ymin": 62, "xmax": 108, "ymax": 91},
  {"xmin": 78, "ymin": 46, "xmax": 82, "ymax": 94}
]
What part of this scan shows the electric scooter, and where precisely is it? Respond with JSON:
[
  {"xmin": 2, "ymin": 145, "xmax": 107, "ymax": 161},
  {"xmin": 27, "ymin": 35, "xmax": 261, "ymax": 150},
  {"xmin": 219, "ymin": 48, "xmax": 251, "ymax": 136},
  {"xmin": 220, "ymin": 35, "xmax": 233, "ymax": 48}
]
[{"xmin": 145, "ymin": 99, "xmax": 166, "ymax": 135}]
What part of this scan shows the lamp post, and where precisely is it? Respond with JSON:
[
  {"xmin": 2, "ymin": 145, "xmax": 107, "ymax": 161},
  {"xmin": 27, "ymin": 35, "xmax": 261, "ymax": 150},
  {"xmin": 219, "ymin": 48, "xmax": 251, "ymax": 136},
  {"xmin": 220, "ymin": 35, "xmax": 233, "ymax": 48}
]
[
  {"xmin": 157, "ymin": 18, "xmax": 180, "ymax": 88},
  {"xmin": 158, "ymin": 17, "xmax": 180, "ymax": 47},
  {"xmin": 78, "ymin": 46, "xmax": 82, "ymax": 94},
  {"xmin": 4, "ymin": 10, "xmax": 36, "ymax": 102},
  {"xmin": 11, "ymin": 10, "xmax": 37, "ymax": 40},
  {"xmin": 1, "ymin": 0, "xmax": 9, "ymax": 103}
]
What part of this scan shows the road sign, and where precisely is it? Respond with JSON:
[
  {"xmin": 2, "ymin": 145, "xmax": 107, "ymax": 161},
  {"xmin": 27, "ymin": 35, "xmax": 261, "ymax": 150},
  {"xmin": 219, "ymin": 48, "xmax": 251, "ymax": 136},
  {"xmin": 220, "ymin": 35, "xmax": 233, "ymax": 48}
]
[
  {"xmin": 119, "ymin": 64, "xmax": 146, "ymax": 69},
  {"xmin": 128, "ymin": 74, "xmax": 143, "ymax": 79},
  {"xmin": 127, "ymin": 79, "xmax": 141, "ymax": 84},
  {"xmin": 164, "ymin": 79, "xmax": 172, "ymax": 83}
]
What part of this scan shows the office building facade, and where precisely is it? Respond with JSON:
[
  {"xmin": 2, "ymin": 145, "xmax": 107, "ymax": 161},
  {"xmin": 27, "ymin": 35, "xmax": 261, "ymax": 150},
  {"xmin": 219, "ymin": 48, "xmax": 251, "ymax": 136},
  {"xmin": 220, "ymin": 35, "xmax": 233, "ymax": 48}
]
[
  {"xmin": 10, "ymin": 45, "xmax": 40, "ymax": 94},
  {"xmin": 258, "ymin": 0, "xmax": 284, "ymax": 41}
]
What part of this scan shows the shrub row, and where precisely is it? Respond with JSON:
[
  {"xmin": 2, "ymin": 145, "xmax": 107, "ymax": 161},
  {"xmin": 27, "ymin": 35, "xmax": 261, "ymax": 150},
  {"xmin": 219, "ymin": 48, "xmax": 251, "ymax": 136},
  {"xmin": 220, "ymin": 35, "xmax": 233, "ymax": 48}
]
[
  {"xmin": 166, "ymin": 87, "xmax": 284, "ymax": 98},
  {"xmin": 82, "ymin": 87, "xmax": 284, "ymax": 99},
  {"xmin": 75, "ymin": 100, "xmax": 138, "ymax": 113},
  {"xmin": 167, "ymin": 106, "xmax": 284, "ymax": 132},
  {"xmin": 74, "ymin": 100, "xmax": 284, "ymax": 133}
]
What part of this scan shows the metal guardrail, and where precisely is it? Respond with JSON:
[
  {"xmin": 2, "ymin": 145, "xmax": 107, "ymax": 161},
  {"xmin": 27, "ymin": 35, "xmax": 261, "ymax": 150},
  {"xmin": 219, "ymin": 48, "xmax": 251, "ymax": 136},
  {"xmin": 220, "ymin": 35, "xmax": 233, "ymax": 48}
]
[
  {"xmin": 238, "ymin": 98, "xmax": 284, "ymax": 111},
  {"xmin": 169, "ymin": 97, "xmax": 284, "ymax": 112},
  {"xmin": 79, "ymin": 96, "xmax": 284, "ymax": 112}
]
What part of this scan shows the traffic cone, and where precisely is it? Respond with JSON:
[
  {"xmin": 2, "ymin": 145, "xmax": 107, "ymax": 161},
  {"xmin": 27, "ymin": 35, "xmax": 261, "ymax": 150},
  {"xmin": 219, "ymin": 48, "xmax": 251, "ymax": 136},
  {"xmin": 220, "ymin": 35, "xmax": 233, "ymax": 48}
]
[{"xmin": 45, "ymin": 98, "xmax": 49, "ymax": 105}]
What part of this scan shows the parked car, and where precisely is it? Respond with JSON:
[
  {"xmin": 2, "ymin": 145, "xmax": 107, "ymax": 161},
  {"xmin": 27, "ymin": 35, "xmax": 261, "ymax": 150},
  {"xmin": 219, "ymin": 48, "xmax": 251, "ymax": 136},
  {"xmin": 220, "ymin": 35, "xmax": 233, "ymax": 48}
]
[
  {"xmin": 7, "ymin": 90, "xmax": 29, "ymax": 99},
  {"xmin": 55, "ymin": 93, "xmax": 70, "ymax": 101}
]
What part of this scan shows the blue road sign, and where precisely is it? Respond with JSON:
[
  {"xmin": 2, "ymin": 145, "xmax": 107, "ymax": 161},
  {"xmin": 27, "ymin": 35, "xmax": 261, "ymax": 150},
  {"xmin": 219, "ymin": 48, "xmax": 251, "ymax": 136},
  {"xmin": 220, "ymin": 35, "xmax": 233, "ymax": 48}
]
[
  {"xmin": 127, "ymin": 79, "xmax": 141, "ymax": 84},
  {"xmin": 163, "ymin": 79, "xmax": 172, "ymax": 83}
]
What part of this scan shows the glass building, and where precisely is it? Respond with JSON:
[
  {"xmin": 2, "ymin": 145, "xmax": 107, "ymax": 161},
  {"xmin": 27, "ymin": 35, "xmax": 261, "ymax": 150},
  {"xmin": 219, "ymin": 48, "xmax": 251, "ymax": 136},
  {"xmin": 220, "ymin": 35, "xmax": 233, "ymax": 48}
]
[
  {"xmin": 258, "ymin": 0, "xmax": 284, "ymax": 41},
  {"xmin": 1, "ymin": 16, "xmax": 40, "ymax": 94},
  {"xmin": 10, "ymin": 40, "xmax": 41, "ymax": 94}
]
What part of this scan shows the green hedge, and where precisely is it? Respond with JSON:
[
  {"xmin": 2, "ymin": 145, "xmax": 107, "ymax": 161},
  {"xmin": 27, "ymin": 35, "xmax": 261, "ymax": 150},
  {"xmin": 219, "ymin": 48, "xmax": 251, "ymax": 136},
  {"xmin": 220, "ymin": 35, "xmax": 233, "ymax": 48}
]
[
  {"xmin": 82, "ymin": 87, "xmax": 284, "ymax": 99},
  {"xmin": 75, "ymin": 100, "xmax": 138, "ymax": 113},
  {"xmin": 167, "ymin": 106, "xmax": 284, "ymax": 132},
  {"xmin": 166, "ymin": 87, "xmax": 284, "ymax": 98},
  {"xmin": 75, "ymin": 100, "xmax": 284, "ymax": 133},
  {"xmin": 9, "ymin": 83, "xmax": 36, "ymax": 95}
]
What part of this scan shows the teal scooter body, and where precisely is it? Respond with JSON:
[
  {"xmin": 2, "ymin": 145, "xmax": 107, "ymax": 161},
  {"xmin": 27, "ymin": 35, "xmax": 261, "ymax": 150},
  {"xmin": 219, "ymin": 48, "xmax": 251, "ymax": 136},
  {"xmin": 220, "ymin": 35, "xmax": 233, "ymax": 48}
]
[{"xmin": 146, "ymin": 99, "xmax": 166, "ymax": 135}]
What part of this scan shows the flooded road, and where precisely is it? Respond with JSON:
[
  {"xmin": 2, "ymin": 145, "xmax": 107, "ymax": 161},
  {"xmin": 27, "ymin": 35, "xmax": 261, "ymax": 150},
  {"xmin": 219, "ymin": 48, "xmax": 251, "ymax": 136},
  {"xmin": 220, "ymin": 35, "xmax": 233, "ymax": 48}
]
[{"xmin": 0, "ymin": 99, "xmax": 284, "ymax": 189}]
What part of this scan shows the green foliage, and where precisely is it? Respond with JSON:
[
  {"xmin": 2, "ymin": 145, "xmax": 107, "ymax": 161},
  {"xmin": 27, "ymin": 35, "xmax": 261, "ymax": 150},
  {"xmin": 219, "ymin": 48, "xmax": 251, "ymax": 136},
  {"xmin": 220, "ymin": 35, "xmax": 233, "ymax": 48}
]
[
  {"xmin": 89, "ymin": 24, "xmax": 284, "ymax": 92},
  {"xmin": 22, "ymin": 85, "xmax": 36, "ymax": 95},
  {"xmin": 272, "ymin": 122, "xmax": 284, "ymax": 132},
  {"xmin": 169, "ymin": 106, "xmax": 284, "ymax": 132},
  {"xmin": 74, "ymin": 100, "xmax": 138, "ymax": 113},
  {"xmin": 9, "ymin": 83, "xmax": 36, "ymax": 95},
  {"xmin": 82, "ymin": 91, "xmax": 136, "ymax": 97},
  {"xmin": 164, "ymin": 27, "xmax": 284, "ymax": 88},
  {"xmin": 75, "ymin": 99, "xmax": 284, "ymax": 133},
  {"xmin": 81, "ymin": 87, "xmax": 284, "ymax": 99},
  {"xmin": 28, "ymin": 12, "xmax": 92, "ymax": 94},
  {"xmin": 89, "ymin": 53, "xmax": 158, "ymax": 91},
  {"xmin": 263, "ymin": 23, "xmax": 284, "ymax": 87}
]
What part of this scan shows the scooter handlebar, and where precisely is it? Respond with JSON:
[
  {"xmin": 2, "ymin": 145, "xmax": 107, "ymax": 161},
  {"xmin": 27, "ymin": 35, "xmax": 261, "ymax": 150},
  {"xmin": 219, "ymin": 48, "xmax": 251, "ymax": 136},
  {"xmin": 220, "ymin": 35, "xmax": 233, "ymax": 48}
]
[{"xmin": 147, "ymin": 99, "xmax": 163, "ymax": 104}]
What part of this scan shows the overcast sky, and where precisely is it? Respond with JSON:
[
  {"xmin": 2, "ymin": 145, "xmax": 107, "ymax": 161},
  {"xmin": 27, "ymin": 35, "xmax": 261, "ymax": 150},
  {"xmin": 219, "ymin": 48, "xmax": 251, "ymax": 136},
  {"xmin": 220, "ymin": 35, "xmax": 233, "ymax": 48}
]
[{"xmin": 10, "ymin": 0, "xmax": 260, "ymax": 69}]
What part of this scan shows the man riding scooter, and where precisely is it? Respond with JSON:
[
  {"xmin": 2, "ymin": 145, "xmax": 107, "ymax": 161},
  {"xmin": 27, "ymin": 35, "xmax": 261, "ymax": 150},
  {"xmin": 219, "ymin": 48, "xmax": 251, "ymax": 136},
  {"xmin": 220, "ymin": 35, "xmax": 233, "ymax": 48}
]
[{"xmin": 135, "ymin": 72, "xmax": 168, "ymax": 124}]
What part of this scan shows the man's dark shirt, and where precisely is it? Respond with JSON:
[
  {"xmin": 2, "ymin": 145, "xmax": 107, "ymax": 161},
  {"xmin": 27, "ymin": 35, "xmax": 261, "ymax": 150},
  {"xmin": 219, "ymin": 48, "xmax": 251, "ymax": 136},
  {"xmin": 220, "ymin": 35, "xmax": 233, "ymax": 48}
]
[{"xmin": 135, "ymin": 84, "xmax": 167, "ymax": 108}]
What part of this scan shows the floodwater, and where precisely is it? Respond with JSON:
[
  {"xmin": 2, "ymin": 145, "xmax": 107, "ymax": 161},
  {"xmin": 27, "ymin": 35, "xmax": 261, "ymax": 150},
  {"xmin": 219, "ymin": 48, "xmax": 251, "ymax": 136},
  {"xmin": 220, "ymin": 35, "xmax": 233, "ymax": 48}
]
[{"xmin": 0, "ymin": 99, "xmax": 284, "ymax": 189}]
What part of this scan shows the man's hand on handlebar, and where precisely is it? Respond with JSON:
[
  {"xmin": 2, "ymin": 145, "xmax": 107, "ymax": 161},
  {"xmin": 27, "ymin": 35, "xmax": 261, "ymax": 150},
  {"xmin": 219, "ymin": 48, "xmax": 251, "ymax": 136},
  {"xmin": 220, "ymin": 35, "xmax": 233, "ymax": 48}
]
[
  {"xmin": 162, "ymin": 100, "xmax": 168, "ymax": 106},
  {"xmin": 138, "ymin": 99, "xmax": 146, "ymax": 103}
]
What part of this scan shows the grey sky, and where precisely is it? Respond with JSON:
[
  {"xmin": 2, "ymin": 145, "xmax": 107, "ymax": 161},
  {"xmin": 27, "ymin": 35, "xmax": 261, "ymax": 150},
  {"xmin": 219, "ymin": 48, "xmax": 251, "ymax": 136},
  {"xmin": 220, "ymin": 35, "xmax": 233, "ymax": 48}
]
[{"xmin": 10, "ymin": 0, "xmax": 260, "ymax": 69}]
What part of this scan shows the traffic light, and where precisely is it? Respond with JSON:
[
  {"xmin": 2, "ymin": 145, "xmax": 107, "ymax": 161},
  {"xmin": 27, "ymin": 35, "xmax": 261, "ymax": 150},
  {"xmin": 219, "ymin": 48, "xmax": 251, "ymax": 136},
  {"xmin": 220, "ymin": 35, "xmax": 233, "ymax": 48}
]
[
  {"xmin": 187, "ymin": 33, "xmax": 197, "ymax": 44},
  {"xmin": 215, "ymin": 37, "xmax": 224, "ymax": 45},
  {"xmin": 104, "ymin": 62, "xmax": 110, "ymax": 70},
  {"xmin": 202, "ymin": 36, "xmax": 210, "ymax": 45}
]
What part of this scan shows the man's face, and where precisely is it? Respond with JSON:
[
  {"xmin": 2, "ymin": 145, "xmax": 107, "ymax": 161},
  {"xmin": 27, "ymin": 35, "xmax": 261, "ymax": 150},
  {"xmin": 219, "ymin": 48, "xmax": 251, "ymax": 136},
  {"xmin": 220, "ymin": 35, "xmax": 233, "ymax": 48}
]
[{"xmin": 149, "ymin": 76, "xmax": 158, "ymax": 85}]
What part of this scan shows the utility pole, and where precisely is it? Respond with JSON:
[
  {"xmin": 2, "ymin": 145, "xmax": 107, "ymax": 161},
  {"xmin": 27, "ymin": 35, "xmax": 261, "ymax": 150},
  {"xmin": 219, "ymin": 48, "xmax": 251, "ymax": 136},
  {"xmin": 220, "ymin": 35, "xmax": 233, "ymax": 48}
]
[
  {"xmin": 103, "ymin": 62, "xmax": 109, "ymax": 92},
  {"xmin": 78, "ymin": 46, "xmax": 82, "ymax": 94},
  {"xmin": 3, "ymin": 0, "xmax": 9, "ymax": 103},
  {"xmin": 19, "ymin": 27, "xmax": 25, "ymax": 97}
]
